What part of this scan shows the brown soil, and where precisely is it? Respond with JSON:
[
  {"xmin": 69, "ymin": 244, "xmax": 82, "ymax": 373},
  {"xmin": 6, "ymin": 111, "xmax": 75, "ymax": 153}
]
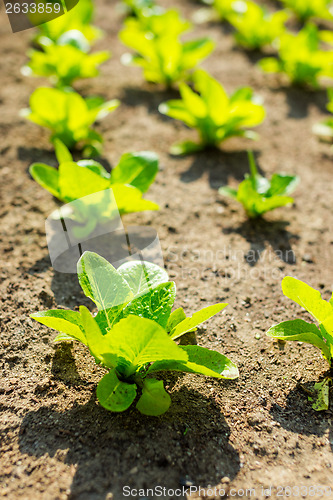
[{"xmin": 1, "ymin": 0, "xmax": 333, "ymax": 499}]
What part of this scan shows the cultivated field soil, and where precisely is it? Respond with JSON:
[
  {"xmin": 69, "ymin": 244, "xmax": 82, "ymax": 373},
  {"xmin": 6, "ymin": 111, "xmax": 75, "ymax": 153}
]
[{"xmin": 1, "ymin": 0, "xmax": 333, "ymax": 499}]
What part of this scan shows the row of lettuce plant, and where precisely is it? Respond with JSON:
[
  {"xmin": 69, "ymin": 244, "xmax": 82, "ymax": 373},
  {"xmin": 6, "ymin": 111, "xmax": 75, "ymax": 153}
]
[{"xmin": 24, "ymin": 0, "xmax": 332, "ymax": 415}]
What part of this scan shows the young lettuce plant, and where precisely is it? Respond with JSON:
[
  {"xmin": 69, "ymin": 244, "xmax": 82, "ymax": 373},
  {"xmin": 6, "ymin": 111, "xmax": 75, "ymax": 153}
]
[
  {"xmin": 120, "ymin": 0, "xmax": 160, "ymax": 18},
  {"xmin": 219, "ymin": 152, "xmax": 299, "ymax": 218},
  {"xmin": 22, "ymin": 44, "xmax": 110, "ymax": 88},
  {"xmin": 209, "ymin": 0, "xmax": 248, "ymax": 22},
  {"xmin": 278, "ymin": 0, "xmax": 333, "ymax": 23},
  {"xmin": 34, "ymin": 0, "xmax": 102, "ymax": 47},
  {"xmin": 21, "ymin": 87, "xmax": 119, "ymax": 155},
  {"xmin": 259, "ymin": 24, "xmax": 333, "ymax": 88},
  {"xmin": 30, "ymin": 251, "xmax": 238, "ymax": 415},
  {"xmin": 267, "ymin": 277, "xmax": 333, "ymax": 411},
  {"xmin": 120, "ymin": 10, "xmax": 214, "ymax": 86},
  {"xmin": 313, "ymin": 89, "xmax": 333, "ymax": 142},
  {"xmin": 159, "ymin": 70, "xmax": 265, "ymax": 155},
  {"xmin": 228, "ymin": 1, "xmax": 289, "ymax": 51},
  {"xmin": 29, "ymin": 140, "xmax": 159, "ymax": 236}
]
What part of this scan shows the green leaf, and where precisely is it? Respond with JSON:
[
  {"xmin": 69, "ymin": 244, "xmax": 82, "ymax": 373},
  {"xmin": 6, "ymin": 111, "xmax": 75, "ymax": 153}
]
[
  {"xmin": 282, "ymin": 277, "xmax": 333, "ymax": 324},
  {"xmin": 122, "ymin": 282, "xmax": 176, "ymax": 328},
  {"xmin": 149, "ymin": 345, "xmax": 239, "ymax": 379},
  {"xmin": 77, "ymin": 252, "xmax": 133, "ymax": 330},
  {"xmin": 102, "ymin": 316, "xmax": 188, "ymax": 377},
  {"xmin": 308, "ymin": 378, "xmax": 331, "ymax": 411},
  {"xmin": 136, "ymin": 378, "xmax": 171, "ymax": 416},
  {"xmin": 79, "ymin": 305, "xmax": 115, "ymax": 365},
  {"xmin": 54, "ymin": 139, "xmax": 73, "ymax": 164},
  {"xmin": 58, "ymin": 161, "xmax": 110, "ymax": 201},
  {"xmin": 97, "ymin": 369, "xmax": 137, "ymax": 412},
  {"xmin": 170, "ymin": 303, "xmax": 228, "ymax": 340},
  {"xmin": 166, "ymin": 307, "xmax": 187, "ymax": 333},
  {"xmin": 267, "ymin": 319, "xmax": 331, "ymax": 362},
  {"xmin": 30, "ymin": 309, "xmax": 86, "ymax": 345},
  {"xmin": 218, "ymin": 186, "xmax": 238, "ymax": 199},
  {"xmin": 111, "ymin": 151, "xmax": 159, "ymax": 193},
  {"xmin": 111, "ymin": 184, "xmax": 159, "ymax": 214},
  {"xmin": 29, "ymin": 163, "xmax": 60, "ymax": 198},
  {"xmin": 170, "ymin": 141, "xmax": 205, "ymax": 156},
  {"xmin": 117, "ymin": 260, "xmax": 169, "ymax": 298}
]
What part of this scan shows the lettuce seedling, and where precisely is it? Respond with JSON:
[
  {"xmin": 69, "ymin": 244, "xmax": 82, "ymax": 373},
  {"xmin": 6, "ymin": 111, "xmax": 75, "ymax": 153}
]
[
  {"xmin": 22, "ymin": 44, "xmax": 110, "ymax": 88},
  {"xmin": 267, "ymin": 277, "xmax": 333, "ymax": 410},
  {"xmin": 313, "ymin": 89, "xmax": 333, "ymax": 141},
  {"xmin": 219, "ymin": 152, "xmax": 299, "ymax": 218},
  {"xmin": 21, "ymin": 87, "xmax": 119, "ymax": 155},
  {"xmin": 120, "ymin": 10, "xmax": 214, "ymax": 86},
  {"xmin": 228, "ymin": 1, "xmax": 289, "ymax": 50},
  {"xmin": 34, "ymin": 0, "xmax": 102, "ymax": 47},
  {"xmin": 279, "ymin": 0, "xmax": 333, "ymax": 23},
  {"xmin": 29, "ymin": 140, "xmax": 159, "ymax": 236},
  {"xmin": 159, "ymin": 70, "xmax": 265, "ymax": 155},
  {"xmin": 31, "ymin": 251, "xmax": 238, "ymax": 415},
  {"xmin": 208, "ymin": 0, "xmax": 248, "ymax": 22},
  {"xmin": 121, "ymin": 0, "xmax": 160, "ymax": 17},
  {"xmin": 259, "ymin": 24, "xmax": 333, "ymax": 88}
]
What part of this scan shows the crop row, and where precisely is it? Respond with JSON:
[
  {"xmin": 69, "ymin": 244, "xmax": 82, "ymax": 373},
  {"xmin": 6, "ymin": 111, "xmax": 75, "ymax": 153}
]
[{"xmin": 19, "ymin": 0, "xmax": 333, "ymax": 414}]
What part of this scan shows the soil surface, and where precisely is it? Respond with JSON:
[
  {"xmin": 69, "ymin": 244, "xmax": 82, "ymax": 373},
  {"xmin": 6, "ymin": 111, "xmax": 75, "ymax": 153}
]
[{"xmin": 1, "ymin": 0, "xmax": 333, "ymax": 499}]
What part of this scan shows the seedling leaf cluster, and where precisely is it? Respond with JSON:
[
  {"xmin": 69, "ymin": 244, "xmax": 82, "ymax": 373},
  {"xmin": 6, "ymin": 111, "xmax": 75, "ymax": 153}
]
[
  {"xmin": 120, "ymin": 9, "xmax": 215, "ymax": 86},
  {"xmin": 219, "ymin": 152, "xmax": 299, "ymax": 218},
  {"xmin": 31, "ymin": 252, "xmax": 238, "ymax": 415},
  {"xmin": 159, "ymin": 70, "xmax": 265, "ymax": 155},
  {"xmin": 22, "ymin": 88, "xmax": 119, "ymax": 154},
  {"xmin": 30, "ymin": 140, "xmax": 159, "ymax": 236},
  {"xmin": 267, "ymin": 277, "xmax": 333, "ymax": 410}
]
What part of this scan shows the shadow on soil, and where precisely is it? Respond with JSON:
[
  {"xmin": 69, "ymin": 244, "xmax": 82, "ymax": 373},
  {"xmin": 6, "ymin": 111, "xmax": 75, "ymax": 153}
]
[
  {"xmin": 222, "ymin": 218, "xmax": 299, "ymax": 266},
  {"xmin": 178, "ymin": 149, "xmax": 257, "ymax": 188},
  {"xmin": 121, "ymin": 85, "xmax": 179, "ymax": 117},
  {"xmin": 19, "ymin": 349, "xmax": 240, "ymax": 499},
  {"xmin": 269, "ymin": 382, "xmax": 333, "ymax": 452}
]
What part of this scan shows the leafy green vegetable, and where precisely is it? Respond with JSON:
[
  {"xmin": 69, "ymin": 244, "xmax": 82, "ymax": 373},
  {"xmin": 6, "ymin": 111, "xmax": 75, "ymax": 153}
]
[
  {"xmin": 313, "ymin": 89, "xmax": 333, "ymax": 141},
  {"xmin": 31, "ymin": 251, "xmax": 238, "ymax": 415},
  {"xmin": 267, "ymin": 276, "xmax": 333, "ymax": 410},
  {"xmin": 210, "ymin": 0, "xmax": 248, "ymax": 22},
  {"xmin": 29, "ymin": 140, "xmax": 159, "ymax": 235},
  {"xmin": 228, "ymin": 1, "xmax": 289, "ymax": 50},
  {"xmin": 120, "ymin": 0, "xmax": 160, "ymax": 18},
  {"xmin": 259, "ymin": 24, "xmax": 333, "ymax": 88},
  {"xmin": 120, "ymin": 10, "xmax": 214, "ymax": 86},
  {"xmin": 219, "ymin": 151, "xmax": 299, "ymax": 218},
  {"xmin": 279, "ymin": 0, "xmax": 333, "ymax": 22},
  {"xmin": 34, "ymin": 0, "xmax": 102, "ymax": 47},
  {"xmin": 159, "ymin": 69, "xmax": 265, "ymax": 155},
  {"xmin": 22, "ymin": 44, "xmax": 110, "ymax": 88},
  {"xmin": 21, "ymin": 87, "xmax": 119, "ymax": 154}
]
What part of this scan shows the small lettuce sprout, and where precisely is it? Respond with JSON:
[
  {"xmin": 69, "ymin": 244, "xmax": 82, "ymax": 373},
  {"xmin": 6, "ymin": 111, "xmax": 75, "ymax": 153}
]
[
  {"xmin": 34, "ymin": 0, "xmax": 102, "ymax": 47},
  {"xmin": 313, "ymin": 89, "xmax": 333, "ymax": 141},
  {"xmin": 259, "ymin": 24, "xmax": 333, "ymax": 88},
  {"xmin": 120, "ymin": 10, "xmax": 214, "ymax": 86},
  {"xmin": 228, "ymin": 1, "xmax": 289, "ymax": 50},
  {"xmin": 279, "ymin": 0, "xmax": 333, "ymax": 23},
  {"xmin": 31, "ymin": 252, "xmax": 238, "ymax": 415},
  {"xmin": 21, "ymin": 87, "xmax": 119, "ymax": 155},
  {"xmin": 219, "ymin": 152, "xmax": 299, "ymax": 218},
  {"xmin": 22, "ymin": 44, "xmax": 110, "ymax": 88},
  {"xmin": 267, "ymin": 277, "xmax": 333, "ymax": 411},
  {"xmin": 120, "ymin": 0, "xmax": 160, "ymax": 18},
  {"xmin": 210, "ymin": 0, "xmax": 248, "ymax": 22},
  {"xmin": 159, "ymin": 70, "xmax": 265, "ymax": 155},
  {"xmin": 29, "ymin": 140, "xmax": 159, "ymax": 235}
]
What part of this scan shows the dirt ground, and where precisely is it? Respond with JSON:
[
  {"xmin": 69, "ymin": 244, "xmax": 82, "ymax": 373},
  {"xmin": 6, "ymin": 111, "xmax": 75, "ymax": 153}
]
[{"xmin": 1, "ymin": 0, "xmax": 333, "ymax": 498}]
